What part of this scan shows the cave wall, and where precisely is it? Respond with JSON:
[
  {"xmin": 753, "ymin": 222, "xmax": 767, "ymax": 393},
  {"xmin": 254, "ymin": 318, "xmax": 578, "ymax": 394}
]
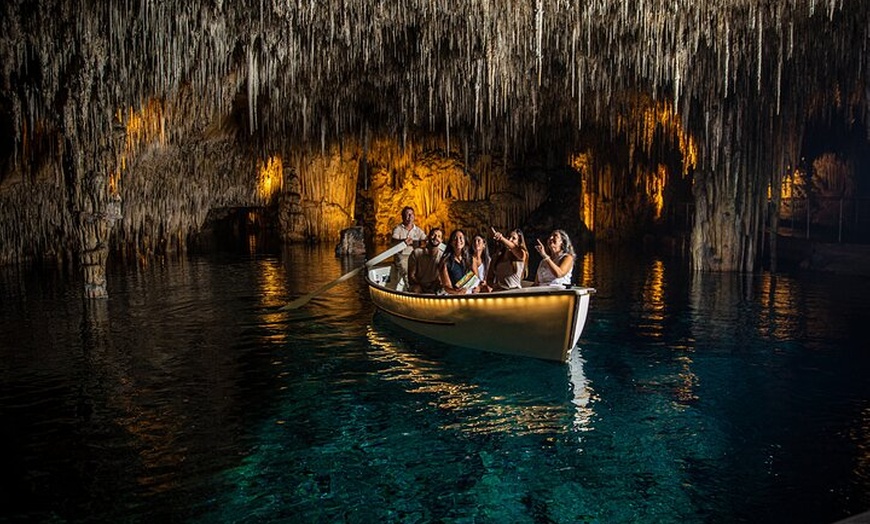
[
  {"xmin": 0, "ymin": 161, "xmax": 75, "ymax": 265},
  {"xmin": 0, "ymin": 0, "xmax": 868, "ymax": 297}
]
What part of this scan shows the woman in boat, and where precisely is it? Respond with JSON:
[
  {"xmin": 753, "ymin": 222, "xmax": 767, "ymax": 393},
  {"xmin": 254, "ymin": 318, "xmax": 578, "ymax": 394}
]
[
  {"xmin": 486, "ymin": 227, "xmax": 529, "ymax": 291},
  {"xmin": 533, "ymin": 229, "xmax": 575, "ymax": 287},
  {"xmin": 439, "ymin": 229, "xmax": 479, "ymax": 294},
  {"xmin": 470, "ymin": 233, "xmax": 491, "ymax": 292}
]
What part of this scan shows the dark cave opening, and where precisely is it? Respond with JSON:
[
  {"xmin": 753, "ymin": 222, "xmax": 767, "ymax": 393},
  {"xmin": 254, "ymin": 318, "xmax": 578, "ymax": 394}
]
[{"xmin": 191, "ymin": 206, "xmax": 282, "ymax": 255}]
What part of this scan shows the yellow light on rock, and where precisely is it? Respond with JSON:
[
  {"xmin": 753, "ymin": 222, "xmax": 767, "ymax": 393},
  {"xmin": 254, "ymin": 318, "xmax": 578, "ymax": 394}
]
[
  {"xmin": 111, "ymin": 100, "xmax": 166, "ymax": 196},
  {"xmin": 257, "ymin": 155, "xmax": 284, "ymax": 201}
]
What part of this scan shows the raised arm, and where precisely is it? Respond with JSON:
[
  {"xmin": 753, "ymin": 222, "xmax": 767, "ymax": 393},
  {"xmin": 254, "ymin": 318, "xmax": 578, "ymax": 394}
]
[{"xmin": 491, "ymin": 227, "xmax": 524, "ymax": 259}]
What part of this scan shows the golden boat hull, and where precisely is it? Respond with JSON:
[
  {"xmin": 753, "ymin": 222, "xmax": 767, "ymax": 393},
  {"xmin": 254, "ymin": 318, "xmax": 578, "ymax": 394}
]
[{"xmin": 366, "ymin": 267, "xmax": 595, "ymax": 362}]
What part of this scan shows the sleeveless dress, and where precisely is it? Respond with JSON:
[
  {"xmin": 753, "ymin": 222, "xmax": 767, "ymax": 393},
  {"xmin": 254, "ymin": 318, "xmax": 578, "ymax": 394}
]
[
  {"xmin": 444, "ymin": 256, "xmax": 469, "ymax": 288},
  {"xmin": 535, "ymin": 252, "xmax": 572, "ymax": 287}
]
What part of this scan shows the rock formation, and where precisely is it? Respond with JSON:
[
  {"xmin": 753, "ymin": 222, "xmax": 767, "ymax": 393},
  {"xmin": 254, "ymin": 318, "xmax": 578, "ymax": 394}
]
[{"xmin": 0, "ymin": 1, "xmax": 867, "ymax": 296}]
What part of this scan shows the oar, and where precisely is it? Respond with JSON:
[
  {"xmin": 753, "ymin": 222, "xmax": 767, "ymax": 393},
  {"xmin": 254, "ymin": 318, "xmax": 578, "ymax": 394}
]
[{"xmin": 280, "ymin": 242, "xmax": 407, "ymax": 310}]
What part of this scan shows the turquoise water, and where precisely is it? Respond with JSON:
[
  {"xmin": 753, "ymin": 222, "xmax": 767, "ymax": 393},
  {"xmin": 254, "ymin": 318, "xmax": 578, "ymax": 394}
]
[{"xmin": 1, "ymin": 245, "xmax": 869, "ymax": 523}]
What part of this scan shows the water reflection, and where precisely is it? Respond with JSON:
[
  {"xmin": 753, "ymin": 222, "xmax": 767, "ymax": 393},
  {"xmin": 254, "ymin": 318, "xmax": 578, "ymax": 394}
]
[
  {"xmin": 567, "ymin": 349, "xmax": 595, "ymax": 433},
  {"xmin": 690, "ymin": 269, "xmax": 859, "ymax": 350},
  {"xmin": 639, "ymin": 259, "xmax": 666, "ymax": 339},
  {"xmin": 366, "ymin": 317, "xmax": 595, "ymax": 437},
  {"xmin": 254, "ymin": 259, "xmax": 290, "ymax": 344},
  {"xmin": 5, "ymin": 244, "xmax": 870, "ymax": 523},
  {"xmin": 629, "ymin": 255, "xmax": 697, "ymax": 405},
  {"xmin": 689, "ymin": 270, "xmax": 746, "ymax": 343},
  {"xmin": 70, "ymin": 257, "xmax": 306, "ymax": 505},
  {"xmin": 756, "ymin": 272, "xmax": 862, "ymax": 350},
  {"xmin": 79, "ymin": 298, "xmax": 188, "ymax": 494},
  {"xmin": 851, "ymin": 404, "xmax": 870, "ymax": 484},
  {"xmin": 646, "ymin": 258, "xmax": 696, "ymax": 404},
  {"xmin": 278, "ymin": 244, "xmax": 369, "ymax": 320},
  {"xmin": 757, "ymin": 274, "xmax": 805, "ymax": 342},
  {"xmin": 577, "ymin": 251, "xmax": 595, "ymax": 288}
]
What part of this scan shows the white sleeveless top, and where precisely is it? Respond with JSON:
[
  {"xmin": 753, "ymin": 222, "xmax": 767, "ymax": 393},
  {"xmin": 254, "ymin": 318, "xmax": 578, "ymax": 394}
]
[{"xmin": 535, "ymin": 253, "xmax": 572, "ymax": 287}]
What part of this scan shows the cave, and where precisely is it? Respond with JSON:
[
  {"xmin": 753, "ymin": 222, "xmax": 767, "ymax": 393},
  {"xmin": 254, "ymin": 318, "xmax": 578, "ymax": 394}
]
[
  {"xmin": 189, "ymin": 206, "xmax": 283, "ymax": 255},
  {"xmin": 0, "ymin": 1, "xmax": 868, "ymax": 297}
]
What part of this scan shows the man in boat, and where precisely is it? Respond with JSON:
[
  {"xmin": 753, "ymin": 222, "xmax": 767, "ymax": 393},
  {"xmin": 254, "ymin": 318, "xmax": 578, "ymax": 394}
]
[
  {"xmin": 390, "ymin": 206, "xmax": 427, "ymax": 291},
  {"xmin": 408, "ymin": 227, "xmax": 445, "ymax": 294}
]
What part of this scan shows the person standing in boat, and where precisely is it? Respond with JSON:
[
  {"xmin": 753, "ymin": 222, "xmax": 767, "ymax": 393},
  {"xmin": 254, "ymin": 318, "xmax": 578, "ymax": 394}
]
[
  {"xmin": 439, "ymin": 229, "xmax": 479, "ymax": 294},
  {"xmin": 408, "ymin": 227, "xmax": 444, "ymax": 294},
  {"xmin": 390, "ymin": 206, "xmax": 427, "ymax": 290},
  {"xmin": 486, "ymin": 227, "xmax": 529, "ymax": 291},
  {"xmin": 533, "ymin": 229, "xmax": 575, "ymax": 287},
  {"xmin": 470, "ymin": 233, "xmax": 491, "ymax": 292}
]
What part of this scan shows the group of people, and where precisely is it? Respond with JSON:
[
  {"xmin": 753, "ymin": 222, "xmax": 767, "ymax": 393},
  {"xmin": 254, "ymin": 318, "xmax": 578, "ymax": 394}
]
[{"xmin": 389, "ymin": 206, "xmax": 576, "ymax": 295}]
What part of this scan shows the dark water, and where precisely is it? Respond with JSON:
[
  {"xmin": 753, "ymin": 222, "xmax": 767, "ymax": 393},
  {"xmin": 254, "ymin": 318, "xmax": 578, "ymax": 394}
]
[{"xmin": 1, "ymin": 245, "xmax": 869, "ymax": 523}]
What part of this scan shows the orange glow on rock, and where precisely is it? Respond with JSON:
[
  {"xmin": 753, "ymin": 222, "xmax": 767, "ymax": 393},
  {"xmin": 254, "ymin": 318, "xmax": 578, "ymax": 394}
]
[
  {"xmin": 257, "ymin": 155, "xmax": 283, "ymax": 202},
  {"xmin": 110, "ymin": 100, "xmax": 166, "ymax": 196}
]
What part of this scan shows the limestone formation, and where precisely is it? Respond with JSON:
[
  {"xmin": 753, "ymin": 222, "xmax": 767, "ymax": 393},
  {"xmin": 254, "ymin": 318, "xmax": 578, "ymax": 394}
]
[
  {"xmin": 0, "ymin": 1, "xmax": 867, "ymax": 297},
  {"xmin": 335, "ymin": 227, "xmax": 367, "ymax": 257}
]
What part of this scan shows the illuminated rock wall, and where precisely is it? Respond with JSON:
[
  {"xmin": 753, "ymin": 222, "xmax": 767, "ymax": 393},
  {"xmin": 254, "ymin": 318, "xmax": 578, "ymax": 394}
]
[
  {"xmin": 275, "ymin": 136, "xmax": 551, "ymax": 243},
  {"xmin": 0, "ymin": 0, "xmax": 868, "ymax": 297}
]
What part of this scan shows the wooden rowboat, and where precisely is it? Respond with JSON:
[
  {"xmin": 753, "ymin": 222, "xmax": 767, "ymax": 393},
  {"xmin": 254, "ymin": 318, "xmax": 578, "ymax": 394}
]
[{"xmin": 365, "ymin": 266, "xmax": 595, "ymax": 362}]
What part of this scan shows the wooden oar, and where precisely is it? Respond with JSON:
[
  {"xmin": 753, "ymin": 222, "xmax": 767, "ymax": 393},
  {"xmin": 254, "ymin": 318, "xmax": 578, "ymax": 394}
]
[{"xmin": 280, "ymin": 242, "xmax": 407, "ymax": 310}]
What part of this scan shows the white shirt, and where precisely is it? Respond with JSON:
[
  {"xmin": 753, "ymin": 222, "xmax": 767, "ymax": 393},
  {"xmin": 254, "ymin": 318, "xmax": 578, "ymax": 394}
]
[{"xmin": 391, "ymin": 224, "xmax": 427, "ymax": 256}]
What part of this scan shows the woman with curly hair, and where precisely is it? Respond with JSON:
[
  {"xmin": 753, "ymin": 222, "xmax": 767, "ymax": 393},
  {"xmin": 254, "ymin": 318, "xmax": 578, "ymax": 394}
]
[{"xmin": 533, "ymin": 229, "xmax": 575, "ymax": 287}]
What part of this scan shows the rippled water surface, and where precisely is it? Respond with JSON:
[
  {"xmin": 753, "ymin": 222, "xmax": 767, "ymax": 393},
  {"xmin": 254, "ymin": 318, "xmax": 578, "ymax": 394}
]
[{"xmin": 1, "ymin": 245, "xmax": 869, "ymax": 523}]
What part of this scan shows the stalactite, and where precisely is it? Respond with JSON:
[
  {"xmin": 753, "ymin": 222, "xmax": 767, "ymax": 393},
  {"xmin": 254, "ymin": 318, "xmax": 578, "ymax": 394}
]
[{"xmin": 0, "ymin": 0, "xmax": 866, "ymax": 278}]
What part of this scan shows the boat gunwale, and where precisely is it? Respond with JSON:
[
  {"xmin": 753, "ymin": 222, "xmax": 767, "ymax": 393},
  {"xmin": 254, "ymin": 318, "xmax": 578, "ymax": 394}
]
[
  {"xmin": 364, "ymin": 267, "xmax": 596, "ymax": 301},
  {"xmin": 364, "ymin": 265, "xmax": 594, "ymax": 362}
]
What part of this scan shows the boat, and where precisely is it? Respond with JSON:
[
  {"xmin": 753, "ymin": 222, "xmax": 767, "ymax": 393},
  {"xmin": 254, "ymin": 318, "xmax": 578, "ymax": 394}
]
[{"xmin": 365, "ymin": 265, "xmax": 595, "ymax": 362}]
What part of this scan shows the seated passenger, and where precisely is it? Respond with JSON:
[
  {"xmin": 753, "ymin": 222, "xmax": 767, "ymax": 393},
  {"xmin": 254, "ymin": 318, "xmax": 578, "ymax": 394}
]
[
  {"xmin": 533, "ymin": 229, "xmax": 575, "ymax": 287},
  {"xmin": 408, "ymin": 227, "xmax": 444, "ymax": 294},
  {"xmin": 439, "ymin": 229, "xmax": 479, "ymax": 294},
  {"xmin": 470, "ymin": 233, "xmax": 491, "ymax": 292},
  {"xmin": 486, "ymin": 227, "xmax": 529, "ymax": 291}
]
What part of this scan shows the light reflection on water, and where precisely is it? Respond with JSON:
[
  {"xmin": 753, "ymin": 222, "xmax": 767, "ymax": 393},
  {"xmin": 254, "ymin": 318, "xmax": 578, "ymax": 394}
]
[
  {"xmin": 366, "ymin": 320, "xmax": 595, "ymax": 437},
  {"xmin": 1, "ymin": 244, "xmax": 870, "ymax": 523}
]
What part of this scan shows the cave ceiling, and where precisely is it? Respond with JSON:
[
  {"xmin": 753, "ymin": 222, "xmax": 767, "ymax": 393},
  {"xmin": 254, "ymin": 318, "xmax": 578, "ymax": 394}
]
[{"xmin": 0, "ymin": 0, "xmax": 867, "ymax": 170}]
